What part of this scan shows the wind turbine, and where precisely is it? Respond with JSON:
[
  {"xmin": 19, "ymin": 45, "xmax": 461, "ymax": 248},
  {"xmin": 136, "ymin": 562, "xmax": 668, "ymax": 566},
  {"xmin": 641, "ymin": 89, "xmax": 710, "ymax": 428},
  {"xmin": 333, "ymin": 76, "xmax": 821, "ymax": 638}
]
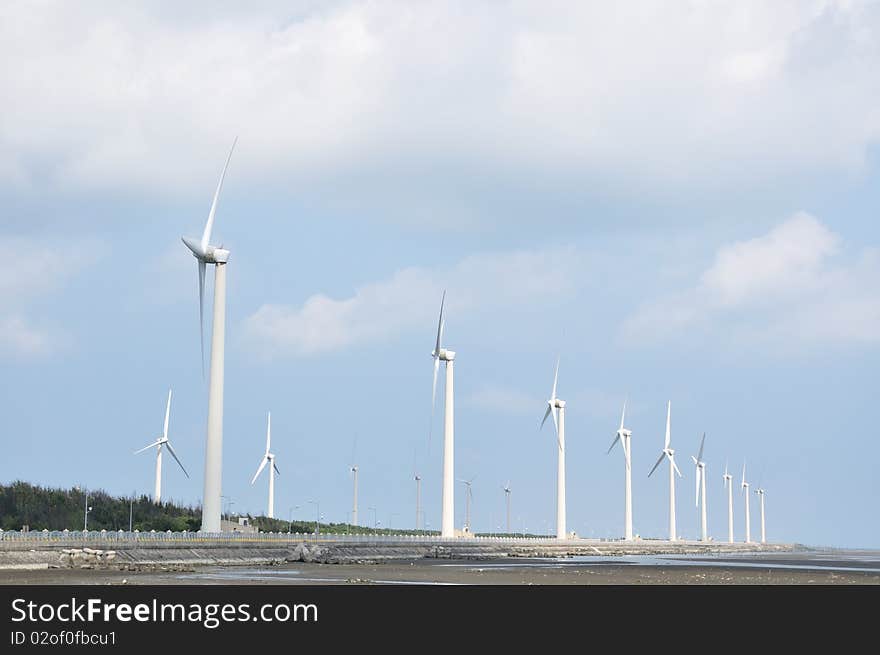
[
  {"xmin": 250, "ymin": 412, "xmax": 280, "ymax": 519},
  {"xmin": 430, "ymin": 290, "xmax": 457, "ymax": 538},
  {"xmin": 540, "ymin": 357, "xmax": 567, "ymax": 540},
  {"xmin": 134, "ymin": 389, "xmax": 189, "ymax": 504},
  {"xmin": 458, "ymin": 477, "xmax": 475, "ymax": 532},
  {"xmin": 606, "ymin": 399, "xmax": 633, "ymax": 540},
  {"xmin": 181, "ymin": 137, "xmax": 237, "ymax": 533},
  {"xmin": 503, "ymin": 481, "xmax": 511, "ymax": 534},
  {"xmin": 350, "ymin": 436, "xmax": 358, "ymax": 527},
  {"xmin": 648, "ymin": 401, "xmax": 682, "ymax": 541},
  {"xmin": 722, "ymin": 461, "xmax": 734, "ymax": 543},
  {"xmin": 755, "ymin": 487, "xmax": 766, "ymax": 544},
  {"xmin": 741, "ymin": 461, "xmax": 751, "ymax": 543},
  {"xmin": 691, "ymin": 433, "xmax": 708, "ymax": 542}
]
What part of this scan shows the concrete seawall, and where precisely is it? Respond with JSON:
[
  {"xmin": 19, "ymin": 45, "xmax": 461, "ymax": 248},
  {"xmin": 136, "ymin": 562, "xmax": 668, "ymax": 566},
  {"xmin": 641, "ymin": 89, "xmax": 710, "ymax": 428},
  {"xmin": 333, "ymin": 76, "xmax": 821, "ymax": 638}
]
[{"xmin": 0, "ymin": 538, "xmax": 796, "ymax": 571}]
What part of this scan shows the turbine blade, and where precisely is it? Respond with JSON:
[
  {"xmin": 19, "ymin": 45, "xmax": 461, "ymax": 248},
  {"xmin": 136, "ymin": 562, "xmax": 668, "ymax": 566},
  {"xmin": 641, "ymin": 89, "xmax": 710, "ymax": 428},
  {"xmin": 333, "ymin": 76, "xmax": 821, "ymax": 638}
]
[
  {"xmin": 198, "ymin": 259, "xmax": 206, "ymax": 377},
  {"xmin": 265, "ymin": 411, "xmax": 271, "ymax": 454},
  {"xmin": 201, "ymin": 136, "xmax": 237, "ymax": 252},
  {"xmin": 250, "ymin": 457, "xmax": 268, "ymax": 485},
  {"xmin": 551, "ymin": 357, "xmax": 559, "ymax": 401},
  {"xmin": 671, "ymin": 455, "xmax": 683, "ymax": 478},
  {"xmin": 540, "ymin": 403, "xmax": 552, "ymax": 430},
  {"xmin": 164, "ymin": 441, "xmax": 189, "ymax": 478},
  {"xmin": 664, "ymin": 401, "xmax": 671, "ymax": 450},
  {"xmin": 273, "ymin": 462, "xmax": 281, "ymax": 476},
  {"xmin": 695, "ymin": 467, "xmax": 700, "ymax": 507},
  {"xmin": 648, "ymin": 452, "xmax": 665, "ymax": 477},
  {"xmin": 606, "ymin": 434, "xmax": 621, "ymax": 455},
  {"xmin": 620, "ymin": 397, "xmax": 627, "ymax": 431},
  {"xmin": 552, "ymin": 405, "xmax": 559, "ymax": 436},
  {"xmin": 429, "ymin": 356, "xmax": 440, "ymax": 451},
  {"xmin": 134, "ymin": 440, "xmax": 162, "ymax": 455},
  {"xmin": 697, "ymin": 432, "xmax": 705, "ymax": 462},
  {"xmin": 433, "ymin": 290, "xmax": 445, "ymax": 356},
  {"xmin": 742, "ymin": 461, "xmax": 746, "ymax": 486},
  {"xmin": 163, "ymin": 389, "xmax": 172, "ymax": 441}
]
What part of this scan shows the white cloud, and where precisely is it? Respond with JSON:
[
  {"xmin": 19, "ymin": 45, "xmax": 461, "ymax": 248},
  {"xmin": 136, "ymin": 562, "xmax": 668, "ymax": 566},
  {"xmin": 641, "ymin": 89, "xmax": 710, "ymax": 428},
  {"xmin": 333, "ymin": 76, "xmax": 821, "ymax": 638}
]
[
  {"xmin": 620, "ymin": 213, "xmax": 880, "ymax": 348},
  {"xmin": 243, "ymin": 247, "xmax": 579, "ymax": 357},
  {"xmin": 0, "ymin": 1, "xmax": 878, "ymax": 201},
  {"xmin": 0, "ymin": 316, "xmax": 52, "ymax": 356},
  {"xmin": 0, "ymin": 236, "xmax": 100, "ymax": 357}
]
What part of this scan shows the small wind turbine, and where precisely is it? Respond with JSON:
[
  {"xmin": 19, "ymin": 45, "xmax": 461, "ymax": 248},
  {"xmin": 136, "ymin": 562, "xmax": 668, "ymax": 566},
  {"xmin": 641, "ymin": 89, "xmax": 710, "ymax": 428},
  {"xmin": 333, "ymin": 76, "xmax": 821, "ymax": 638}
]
[
  {"xmin": 722, "ymin": 461, "xmax": 734, "ymax": 543},
  {"xmin": 648, "ymin": 401, "xmax": 682, "ymax": 541},
  {"xmin": 607, "ymin": 399, "xmax": 633, "ymax": 540},
  {"xmin": 430, "ymin": 290, "xmax": 457, "ymax": 538},
  {"xmin": 458, "ymin": 476, "xmax": 476, "ymax": 532},
  {"xmin": 540, "ymin": 357, "xmax": 567, "ymax": 540},
  {"xmin": 741, "ymin": 461, "xmax": 751, "ymax": 543},
  {"xmin": 691, "ymin": 433, "xmax": 708, "ymax": 542},
  {"xmin": 350, "ymin": 436, "xmax": 359, "ymax": 527},
  {"xmin": 250, "ymin": 412, "xmax": 280, "ymax": 518},
  {"xmin": 503, "ymin": 481, "xmax": 511, "ymax": 534},
  {"xmin": 755, "ymin": 486, "xmax": 766, "ymax": 544},
  {"xmin": 134, "ymin": 389, "xmax": 189, "ymax": 504},
  {"xmin": 181, "ymin": 137, "xmax": 237, "ymax": 533}
]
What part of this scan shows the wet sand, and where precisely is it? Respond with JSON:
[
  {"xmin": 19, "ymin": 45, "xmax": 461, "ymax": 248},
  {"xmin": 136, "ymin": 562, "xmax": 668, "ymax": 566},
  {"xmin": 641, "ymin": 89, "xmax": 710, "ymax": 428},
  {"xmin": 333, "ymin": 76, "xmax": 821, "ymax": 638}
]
[{"xmin": 2, "ymin": 553, "xmax": 879, "ymax": 585}]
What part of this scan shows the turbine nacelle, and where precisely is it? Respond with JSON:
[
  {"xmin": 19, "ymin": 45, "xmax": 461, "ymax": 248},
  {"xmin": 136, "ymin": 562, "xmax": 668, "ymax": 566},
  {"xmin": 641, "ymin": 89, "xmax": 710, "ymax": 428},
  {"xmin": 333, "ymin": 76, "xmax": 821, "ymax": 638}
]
[
  {"xmin": 552, "ymin": 398, "xmax": 565, "ymax": 409},
  {"xmin": 435, "ymin": 347, "xmax": 455, "ymax": 361},
  {"xmin": 181, "ymin": 237, "xmax": 230, "ymax": 264}
]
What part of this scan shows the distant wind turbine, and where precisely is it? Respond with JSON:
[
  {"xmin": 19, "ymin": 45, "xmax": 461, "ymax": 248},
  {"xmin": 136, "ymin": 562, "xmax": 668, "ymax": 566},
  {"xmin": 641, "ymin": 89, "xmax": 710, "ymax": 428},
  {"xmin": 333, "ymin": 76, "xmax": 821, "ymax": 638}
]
[
  {"xmin": 755, "ymin": 486, "xmax": 766, "ymax": 544},
  {"xmin": 648, "ymin": 401, "xmax": 682, "ymax": 541},
  {"xmin": 134, "ymin": 389, "xmax": 189, "ymax": 504},
  {"xmin": 430, "ymin": 291, "xmax": 457, "ymax": 538},
  {"xmin": 503, "ymin": 481, "xmax": 511, "ymax": 534},
  {"xmin": 722, "ymin": 461, "xmax": 734, "ymax": 543},
  {"xmin": 350, "ymin": 436, "xmax": 358, "ymax": 527},
  {"xmin": 181, "ymin": 137, "xmax": 237, "ymax": 533},
  {"xmin": 691, "ymin": 433, "xmax": 708, "ymax": 542},
  {"xmin": 741, "ymin": 461, "xmax": 751, "ymax": 543},
  {"xmin": 607, "ymin": 399, "xmax": 633, "ymax": 540},
  {"xmin": 458, "ymin": 476, "xmax": 476, "ymax": 532},
  {"xmin": 250, "ymin": 412, "xmax": 280, "ymax": 519},
  {"xmin": 540, "ymin": 357, "xmax": 567, "ymax": 540}
]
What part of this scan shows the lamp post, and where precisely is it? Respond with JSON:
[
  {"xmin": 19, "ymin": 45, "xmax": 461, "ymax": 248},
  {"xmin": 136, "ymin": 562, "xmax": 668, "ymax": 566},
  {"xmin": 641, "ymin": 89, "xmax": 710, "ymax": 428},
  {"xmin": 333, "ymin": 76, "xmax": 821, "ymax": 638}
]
[
  {"xmin": 128, "ymin": 493, "xmax": 134, "ymax": 533},
  {"xmin": 308, "ymin": 500, "xmax": 319, "ymax": 537},
  {"xmin": 83, "ymin": 492, "xmax": 92, "ymax": 532}
]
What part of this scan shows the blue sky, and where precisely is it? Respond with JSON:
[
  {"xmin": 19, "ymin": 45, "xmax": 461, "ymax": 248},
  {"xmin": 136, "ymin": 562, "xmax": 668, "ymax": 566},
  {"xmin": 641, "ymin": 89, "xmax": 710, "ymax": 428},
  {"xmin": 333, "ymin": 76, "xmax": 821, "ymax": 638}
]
[{"xmin": 1, "ymin": 1, "xmax": 878, "ymax": 547}]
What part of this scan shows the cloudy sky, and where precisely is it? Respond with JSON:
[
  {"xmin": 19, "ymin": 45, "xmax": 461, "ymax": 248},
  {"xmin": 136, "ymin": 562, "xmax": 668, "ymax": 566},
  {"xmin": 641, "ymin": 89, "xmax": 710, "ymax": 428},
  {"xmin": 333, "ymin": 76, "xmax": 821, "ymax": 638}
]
[{"xmin": 1, "ymin": 1, "xmax": 878, "ymax": 546}]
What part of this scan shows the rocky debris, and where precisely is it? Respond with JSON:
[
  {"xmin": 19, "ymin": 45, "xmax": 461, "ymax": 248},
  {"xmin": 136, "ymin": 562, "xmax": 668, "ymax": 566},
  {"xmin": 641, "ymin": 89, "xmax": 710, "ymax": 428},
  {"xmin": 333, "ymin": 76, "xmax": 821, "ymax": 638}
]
[{"xmin": 58, "ymin": 549, "xmax": 118, "ymax": 569}]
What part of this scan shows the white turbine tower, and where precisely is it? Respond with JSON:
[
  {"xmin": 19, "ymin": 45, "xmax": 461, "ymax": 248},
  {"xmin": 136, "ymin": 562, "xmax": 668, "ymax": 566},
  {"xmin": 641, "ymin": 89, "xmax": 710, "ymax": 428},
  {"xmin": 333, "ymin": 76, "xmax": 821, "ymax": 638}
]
[
  {"xmin": 691, "ymin": 433, "xmax": 708, "ymax": 542},
  {"xmin": 755, "ymin": 487, "xmax": 766, "ymax": 544},
  {"xmin": 503, "ymin": 481, "xmax": 511, "ymax": 534},
  {"xmin": 430, "ymin": 290, "xmax": 457, "ymax": 538},
  {"xmin": 134, "ymin": 389, "xmax": 189, "ymax": 504},
  {"xmin": 606, "ymin": 399, "xmax": 633, "ymax": 540},
  {"xmin": 741, "ymin": 461, "xmax": 751, "ymax": 543},
  {"xmin": 250, "ymin": 412, "xmax": 280, "ymax": 519},
  {"xmin": 182, "ymin": 137, "xmax": 237, "ymax": 533},
  {"xmin": 722, "ymin": 461, "xmax": 734, "ymax": 543},
  {"xmin": 648, "ymin": 401, "xmax": 682, "ymax": 541},
  {"xmin": 540, "ymin": 357, "xmax": 567, "ymax": 540}
]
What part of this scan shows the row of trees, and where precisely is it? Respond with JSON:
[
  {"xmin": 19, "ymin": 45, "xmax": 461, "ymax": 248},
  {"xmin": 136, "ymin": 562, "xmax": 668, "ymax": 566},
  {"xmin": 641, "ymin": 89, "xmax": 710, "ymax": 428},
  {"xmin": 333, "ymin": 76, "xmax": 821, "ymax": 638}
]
[{"xmin": 0, "ymin": 481, "xmax": 200, "ymax": 532}]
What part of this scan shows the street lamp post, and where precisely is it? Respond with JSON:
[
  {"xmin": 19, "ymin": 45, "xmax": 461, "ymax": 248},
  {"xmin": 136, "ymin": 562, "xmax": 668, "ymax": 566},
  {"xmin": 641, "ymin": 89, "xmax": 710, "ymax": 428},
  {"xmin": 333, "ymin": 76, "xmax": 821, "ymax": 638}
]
[
  {"xmin": 308, "ymin": 500, "xmax": 319, "ymax": 537},
  {"xmin": 83, "ymin": 492, "xmax": 92, "ymax": 532}
]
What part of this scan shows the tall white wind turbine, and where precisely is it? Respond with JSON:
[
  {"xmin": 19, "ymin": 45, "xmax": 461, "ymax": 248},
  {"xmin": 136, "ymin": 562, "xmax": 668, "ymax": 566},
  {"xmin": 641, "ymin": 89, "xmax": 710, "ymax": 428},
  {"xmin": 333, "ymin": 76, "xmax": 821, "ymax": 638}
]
[
  {"xmin": 134, "ymin": 389, "xmax": 189, "ymax": 504},
  {"xmin": 350, "ymin": 437, "xmax": 359, "ymax": 527},
  {"xmin": 606, "ymin": 399, "xmax": 633, "ymax": 540},
  {"xmin": 691, "ymin": 433, "xmax": 708, "ymax": 542},
  {"xmin": 430, "ymin": 291, "xmax": 457, "ymax": 538},
  {"xmin": 741, "ymin": 461, "xmax": 751, "ymax": 543},
  {"xmin": 755, "ymin": 487, "xmax": 766, "ymax": 544},
  {"xmin": 181, "ymin": 137, "xmax": 237, "ymax": 533},
  {"xmin": 250, "ymin": 412, "xmax": 280, "ymax": 519},
  {"xmin": 648, "ymin": 401, "xmax": 682, "ymax": 541},
  {"xmin": 722, "ymin": 461, "xmax": 734, "ymax": 543},
  {"xmin": 540, "ymin": 357, "xmax": 567, "ymax": 540}
]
